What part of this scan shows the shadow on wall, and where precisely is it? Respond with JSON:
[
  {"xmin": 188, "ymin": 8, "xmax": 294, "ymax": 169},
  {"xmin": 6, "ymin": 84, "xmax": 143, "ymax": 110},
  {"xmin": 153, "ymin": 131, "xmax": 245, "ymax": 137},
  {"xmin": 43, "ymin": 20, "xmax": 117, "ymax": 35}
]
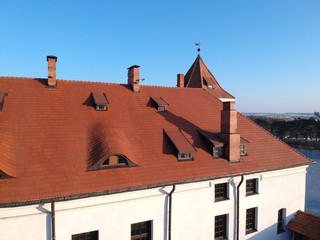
[
  {"xmin": 36, "ymin": 204, "xmax": 51, "ymax": 240},
  {"xmin": 246, "ymin": 214, "xmax": 295, "ymax": 240}
]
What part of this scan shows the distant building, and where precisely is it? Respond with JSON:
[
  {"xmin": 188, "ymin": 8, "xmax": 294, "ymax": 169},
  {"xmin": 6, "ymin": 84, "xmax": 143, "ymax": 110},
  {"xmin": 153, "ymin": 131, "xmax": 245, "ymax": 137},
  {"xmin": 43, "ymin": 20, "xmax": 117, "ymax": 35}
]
[{"xmin": 0, "ymin": 54, "xmax": 312, "ymax": 240}]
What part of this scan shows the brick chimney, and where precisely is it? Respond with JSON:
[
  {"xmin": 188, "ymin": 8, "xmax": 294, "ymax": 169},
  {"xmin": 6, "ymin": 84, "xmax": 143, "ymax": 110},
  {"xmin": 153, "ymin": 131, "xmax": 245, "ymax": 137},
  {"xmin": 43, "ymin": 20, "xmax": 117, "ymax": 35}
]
[
  {"xmin": 127, "ymin": 65, "xmax": 140, "ymax": 93},
  {"xmin": 47, "ymin": 56, "xmax": 57, "ymax": 88},
  {"xmin": 220, "ymin": 101, "xmax": 240, "ymax": 162},
  {"xmin": 177, "ymin": 74, "xmax": 185, "ymax": 88}
]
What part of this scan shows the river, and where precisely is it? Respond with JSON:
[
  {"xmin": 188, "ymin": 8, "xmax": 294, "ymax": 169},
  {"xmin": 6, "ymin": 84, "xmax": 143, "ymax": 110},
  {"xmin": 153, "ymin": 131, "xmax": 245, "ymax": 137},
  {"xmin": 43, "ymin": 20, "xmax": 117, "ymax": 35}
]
[{"xmin": 295, "ymin": 148, "xmax": 320, "ymax": 216}]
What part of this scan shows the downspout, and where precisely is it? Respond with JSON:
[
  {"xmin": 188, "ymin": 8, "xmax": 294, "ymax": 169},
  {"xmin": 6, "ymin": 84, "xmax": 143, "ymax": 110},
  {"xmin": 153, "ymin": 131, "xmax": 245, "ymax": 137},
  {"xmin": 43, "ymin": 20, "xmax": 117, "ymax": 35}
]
[
  {"xmin": 168, "ymin": 184, "xmax": 176, "ymax": 240},
  {"xmin": 236, "ymin": 176, "xmax": 244, "ymax": 240},
  {"xmin": 51, "ymin": 202, "xmax": 56, "ymax": 240}
]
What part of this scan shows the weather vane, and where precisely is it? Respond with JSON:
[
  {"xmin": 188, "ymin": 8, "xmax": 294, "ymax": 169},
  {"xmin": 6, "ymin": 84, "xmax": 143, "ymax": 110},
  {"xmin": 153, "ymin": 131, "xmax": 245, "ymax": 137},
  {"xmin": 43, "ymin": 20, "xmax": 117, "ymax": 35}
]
[{"xmin": 195, "ymin": 42, "xmax": 201, "ymax": 53}]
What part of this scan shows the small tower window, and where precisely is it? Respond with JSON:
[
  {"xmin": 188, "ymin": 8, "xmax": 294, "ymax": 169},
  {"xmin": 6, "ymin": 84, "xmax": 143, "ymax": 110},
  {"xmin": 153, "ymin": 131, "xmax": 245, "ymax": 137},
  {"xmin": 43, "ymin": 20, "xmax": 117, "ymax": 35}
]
[{"xmin": 92, "ymin": 92, "xmax": 109, "ymax": 111}]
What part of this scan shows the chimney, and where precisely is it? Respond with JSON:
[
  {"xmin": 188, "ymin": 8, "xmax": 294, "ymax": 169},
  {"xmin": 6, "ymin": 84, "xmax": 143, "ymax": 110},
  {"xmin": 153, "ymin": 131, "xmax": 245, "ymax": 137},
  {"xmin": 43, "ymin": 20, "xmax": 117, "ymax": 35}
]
[
  {"xmin": 127, "ymin": 65, "xmax": 140, "ymax": 93},
  {"xmin": 220, "ymin": 101, "xmax": 240, "ymax": 162},
  {"xmin": 47, "ymin": 55, "xmax": 57, "ymax": 88},
  {"xmin": 177, "ymin": 74, "xmax": 185, "ymax": 88}
]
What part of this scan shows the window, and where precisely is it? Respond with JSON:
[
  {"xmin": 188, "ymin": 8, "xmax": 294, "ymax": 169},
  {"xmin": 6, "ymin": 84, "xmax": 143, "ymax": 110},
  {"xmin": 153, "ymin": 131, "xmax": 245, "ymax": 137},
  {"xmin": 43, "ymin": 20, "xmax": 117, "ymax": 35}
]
[
  {"xmin": 213, "ymin": 146, "xmax": 224, "ymax": 158},
  {"xmin": 246, "ymin": 208, "xmax": 257, "ymax": 234},
  {"xmin": 215, "ymin": 183, "xmax": 228, "ymax": 201},
  {"xmin": 131, "ymin": 220, "xmax": 152, "ymax": 240},
  {"xmin": 151, "ymin": 97, "xmax": 169, "ymax": 112},
  {"xmin": 72, "ymin": 230, "xmax": 98, "ymax": 240},
  {"xmin": 277, "ymin": 208, "xmax": 286, "ymax": 234},
  {"xmin": 246, "ymin": 178, "xmax": 258, "ymax": 195},
  {"xmin": 240, "ymin": 144, "xmax": 246, "ymax": 156},
  {"xmin": 101, "ymin": 155, "xmax": 128, "ymax": 167},
  {"xmin": 178, "ymin": 152, "xmax": 192, "ymax": 160},
  {"xmin": 91, "ymin": 92, "xmax": 108, "ymax": 111},
  {"xmin": 215, "ymin": 214, "xmax": 227, "ymax": 239}
]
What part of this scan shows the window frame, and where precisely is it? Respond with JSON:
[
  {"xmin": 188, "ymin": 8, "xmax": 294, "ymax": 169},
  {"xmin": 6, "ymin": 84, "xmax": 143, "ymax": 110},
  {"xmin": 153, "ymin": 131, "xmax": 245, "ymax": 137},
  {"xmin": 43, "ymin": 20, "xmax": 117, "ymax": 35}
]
[
  {"xmin": 240, "ymin": 144, "xmax": 247, "ymax": 156},
  {"xmin": 131, "ymin": 220, "xmax": 152, "ymax": 240},
  {"xmin": 214, "ymin": 214, "xmax": 228, "ymax": 239},
  {"xmin": 246, "ymin": 178, "xmax": 258, "ymax": 196},
  {"xmin": 71, "ymin": 230, "xmax": 99, "ymax": 240},
  {"xmin": 213, "ymin": 146, "xmax": 224, "ymax": 158},
  {"xmin": 215, "ymin": 183, "xmax": 229, "ymax": 202},
  {"xmin": 246, "ymin": 207, "xmax": 258, "ymax": 234}
]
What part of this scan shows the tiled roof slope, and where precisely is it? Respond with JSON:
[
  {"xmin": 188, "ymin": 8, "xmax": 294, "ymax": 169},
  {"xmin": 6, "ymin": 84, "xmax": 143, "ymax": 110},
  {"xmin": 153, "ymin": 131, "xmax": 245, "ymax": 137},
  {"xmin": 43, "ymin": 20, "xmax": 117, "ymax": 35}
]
[
  {"xmin": 0, "ymin": 75, "xmax": 311, "ymax": 206},
  {"xmin": 287, "ymin": 210, "xmax": 320, "ymax": 240},
  {"xmin": 184, "ymin": 55, "xmax": 234, "ymax": 99}
]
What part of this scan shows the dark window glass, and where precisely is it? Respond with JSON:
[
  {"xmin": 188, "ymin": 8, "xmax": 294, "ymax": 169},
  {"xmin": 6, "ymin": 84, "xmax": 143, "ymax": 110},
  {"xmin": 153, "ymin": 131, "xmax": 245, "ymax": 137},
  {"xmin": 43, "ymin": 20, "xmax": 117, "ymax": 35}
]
[
  {"xmin": 277, "ymin": 208, "xmax": 286, "ymax": 234},
  {"xmin": 131, "ymin": 220, "xmax": 152, "ymax": 240},
  {"xmin": 215, "ymin": 214, "xmax": 227, "ymax": 239},
  {"xmin": 72, "ymin": 230, "xmax": 98, "ymax": 240},
  {"xmin": 215, "ymin": 183, "xmax": 228, "ymax": 201},
  {"xmin": 246, "ymin": 178, "xmax": 258, "ymax": 195},
  {"xmin": 214, "ymin": 146, "xmax": 224, "ymax": 157},
  {"xmin": 246, "ymin": 208, "xmax": 257, "ymax": 234},
  {"xmin": 240, "ymin": 144, "xmax": 246, "ymax": 155}
]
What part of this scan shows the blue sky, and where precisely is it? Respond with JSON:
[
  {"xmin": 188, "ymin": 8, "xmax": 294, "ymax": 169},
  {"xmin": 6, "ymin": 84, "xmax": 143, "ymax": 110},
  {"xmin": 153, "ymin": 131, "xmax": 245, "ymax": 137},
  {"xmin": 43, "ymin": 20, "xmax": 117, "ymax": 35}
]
[{"xmin": 0, "ymin": 1, "xmax": 319, "ymax": 113}]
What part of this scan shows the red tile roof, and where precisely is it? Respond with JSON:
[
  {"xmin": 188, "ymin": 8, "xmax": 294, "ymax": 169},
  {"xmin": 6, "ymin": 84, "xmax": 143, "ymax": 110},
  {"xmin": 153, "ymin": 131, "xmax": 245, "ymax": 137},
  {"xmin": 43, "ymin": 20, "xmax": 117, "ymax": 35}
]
[
  {"xmin": 0, "ymin": 57, "xmax": 312, "ymax": 206},
  {"xmin": 287, "ymin": 211, "xmax": 320, "ymax": 240}
]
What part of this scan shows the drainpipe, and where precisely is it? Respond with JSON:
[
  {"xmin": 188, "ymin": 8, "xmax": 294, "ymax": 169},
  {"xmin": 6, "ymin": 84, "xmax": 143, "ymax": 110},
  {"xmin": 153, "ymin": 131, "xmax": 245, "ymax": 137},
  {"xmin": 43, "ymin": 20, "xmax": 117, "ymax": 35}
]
[
  {"xmin": 168, "ymin": 185, "xmax": 176, "ymax": 240},
  {"xmin": 51, "ymin": 202, "xmax": 56, "ymax": 240},
  {"xmin": 236, "ymin": 176, "xmax": 244, "ymax": 240}
]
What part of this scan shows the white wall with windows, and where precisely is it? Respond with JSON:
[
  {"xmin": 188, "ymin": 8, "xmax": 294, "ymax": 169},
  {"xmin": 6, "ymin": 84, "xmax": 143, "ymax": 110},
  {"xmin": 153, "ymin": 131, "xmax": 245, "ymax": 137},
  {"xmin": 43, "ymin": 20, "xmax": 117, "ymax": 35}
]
[{"xmin": 0, "ymin": 166, "xmax": 308, "ymax": 240}]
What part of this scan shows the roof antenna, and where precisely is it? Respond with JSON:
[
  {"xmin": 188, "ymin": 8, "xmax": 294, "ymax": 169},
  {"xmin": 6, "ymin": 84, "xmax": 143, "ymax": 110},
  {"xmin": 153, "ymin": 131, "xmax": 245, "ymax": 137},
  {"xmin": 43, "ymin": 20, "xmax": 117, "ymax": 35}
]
[{"xmin": 195, "ymin": 42, "xmax": 201, "ymax": 54}]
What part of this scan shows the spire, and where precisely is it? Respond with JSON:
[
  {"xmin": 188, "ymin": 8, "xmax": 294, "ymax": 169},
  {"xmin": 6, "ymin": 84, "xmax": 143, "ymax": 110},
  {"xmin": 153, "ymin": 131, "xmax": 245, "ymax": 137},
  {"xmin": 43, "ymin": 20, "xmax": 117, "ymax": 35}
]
[{"xmin": 183, "ymin": 55, "xmax": 234, "ymax": 100}]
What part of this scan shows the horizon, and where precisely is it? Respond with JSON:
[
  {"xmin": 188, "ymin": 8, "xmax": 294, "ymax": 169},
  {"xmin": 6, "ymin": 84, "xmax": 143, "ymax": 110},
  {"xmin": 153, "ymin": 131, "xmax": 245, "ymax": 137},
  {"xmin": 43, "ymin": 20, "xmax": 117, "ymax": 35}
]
[{"xmin": 0, "ymin": 1, "xmax": 319, "ymax": 113}]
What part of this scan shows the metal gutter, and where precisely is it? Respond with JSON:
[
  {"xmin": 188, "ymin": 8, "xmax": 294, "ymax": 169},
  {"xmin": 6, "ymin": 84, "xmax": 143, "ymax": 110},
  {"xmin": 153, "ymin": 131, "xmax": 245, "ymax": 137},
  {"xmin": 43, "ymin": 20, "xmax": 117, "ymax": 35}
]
[
  {"xmin": 168, "ymin": 185, "xmax": 175, "ymax": 240},
  {"xmin": 236, "ymin": 176, "xmax": 244, "ymax": 240},
  {"xmin": 51, "ymin": 202, "xmax": 56, "ymax": 240}
]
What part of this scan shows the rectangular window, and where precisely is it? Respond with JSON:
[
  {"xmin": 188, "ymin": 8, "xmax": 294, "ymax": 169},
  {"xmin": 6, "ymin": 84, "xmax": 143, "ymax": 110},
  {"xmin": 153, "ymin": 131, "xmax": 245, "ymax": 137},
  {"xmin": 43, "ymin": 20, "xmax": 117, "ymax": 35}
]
[
  {"xmin": 240, "ymin": 144, "xmax": 246, "ymax": 155},
  {"xmin": 277, "ymin": 208, "xmax": 286, "ymax": 234},
  {"xmin": 131, "ymin": 220, "xmax": 152, "ymax": 240},
  {"xmin": 215, "ymin": 214, "xmax": 228, "ymax": 239},
  {"xmin": 213, "ymin": 146, "xmax": 224, "ymax": 158},
  {"xmin": 246, "ymin": 208, "xmax": 257, "ymax": 234},
  {"xmin": 215, "ymin": 183, "xmax": 228, "ymax": 201},
  {"xmin": 246, "ymin": 178, "xmax": 258, "ymax": 195},
  {"xmin": 72, "ymin": 230, "xmax": 98, "ymax": 240}
]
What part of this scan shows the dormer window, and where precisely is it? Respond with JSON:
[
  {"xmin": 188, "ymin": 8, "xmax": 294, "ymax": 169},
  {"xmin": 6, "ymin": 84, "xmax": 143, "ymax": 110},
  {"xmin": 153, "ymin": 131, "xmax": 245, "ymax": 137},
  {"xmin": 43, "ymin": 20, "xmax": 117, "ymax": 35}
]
[
  {"xmin": 164, "ymin": 129, "xmax": 194, "ymax": 161},
  {"xmin": 151, "ymin": 97, "xmax": 169, "ymax": 112},
  {"xmin": 102, "ymin": 155, "xmax": 128, "ymax": 166},
  {"xmin": 0, "ymin": 92, "xmax": 8, "ymax": 112},
  {"xmin": 198, "ymin": 130, "xmax": 225, "ymax": 158},
  {"xmin": 203, "ymin": 78, "xmax": 214, "ymax": 90},
  {"xmin": 213, "ymin": 146, "xmax": 224, "ymax": 158},
  {"xmin": 92, "ymin": 92, "xmax": 109, "ymax": 111},
  {"xmin": 240, "ymin": 137, "xmax": 249, "ymax": 156}
]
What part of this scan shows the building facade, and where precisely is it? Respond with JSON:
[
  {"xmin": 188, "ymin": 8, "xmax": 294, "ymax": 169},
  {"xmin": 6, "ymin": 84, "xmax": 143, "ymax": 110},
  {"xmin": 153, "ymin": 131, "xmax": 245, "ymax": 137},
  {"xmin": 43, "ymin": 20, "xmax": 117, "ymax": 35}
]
[{"xmin": 0, "ymin": 55, "xmax": 312, "ymax": 240}]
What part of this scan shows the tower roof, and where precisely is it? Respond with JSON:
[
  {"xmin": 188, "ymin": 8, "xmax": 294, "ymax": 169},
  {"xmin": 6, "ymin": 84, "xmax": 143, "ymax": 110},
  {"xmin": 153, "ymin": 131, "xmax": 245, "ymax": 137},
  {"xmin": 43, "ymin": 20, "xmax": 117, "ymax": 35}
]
[{"xmin": 184, "ymin": 55, "xmax": 234, "ymax": 100}]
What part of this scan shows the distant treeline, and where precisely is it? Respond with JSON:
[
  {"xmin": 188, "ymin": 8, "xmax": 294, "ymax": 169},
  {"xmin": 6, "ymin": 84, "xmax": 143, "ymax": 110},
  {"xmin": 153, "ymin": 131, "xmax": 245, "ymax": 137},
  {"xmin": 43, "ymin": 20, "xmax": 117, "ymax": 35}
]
[{"xmin": 248, "ymin": 117, "xmax": 320, "ymax": 149}]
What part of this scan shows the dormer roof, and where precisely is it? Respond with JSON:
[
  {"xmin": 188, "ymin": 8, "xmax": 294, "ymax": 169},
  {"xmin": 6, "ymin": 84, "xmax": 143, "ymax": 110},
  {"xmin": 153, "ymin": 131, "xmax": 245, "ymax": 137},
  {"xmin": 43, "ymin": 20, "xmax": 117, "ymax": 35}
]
[{"xmin": 184, "ymin": 55, "xmax": 234, "ymax": 100}]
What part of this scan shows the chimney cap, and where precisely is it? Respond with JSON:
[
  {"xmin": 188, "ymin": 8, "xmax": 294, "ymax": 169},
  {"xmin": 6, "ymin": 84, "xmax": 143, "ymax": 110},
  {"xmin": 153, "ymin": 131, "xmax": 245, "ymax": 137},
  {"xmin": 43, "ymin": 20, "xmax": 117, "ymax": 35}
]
[
  {"xmin": 47, "ymin": 55, "xmax": 58, "ymax": 61},
  {"xmin": 127, "ymin": 65, "xmax": 140, "ymax": 70}
]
